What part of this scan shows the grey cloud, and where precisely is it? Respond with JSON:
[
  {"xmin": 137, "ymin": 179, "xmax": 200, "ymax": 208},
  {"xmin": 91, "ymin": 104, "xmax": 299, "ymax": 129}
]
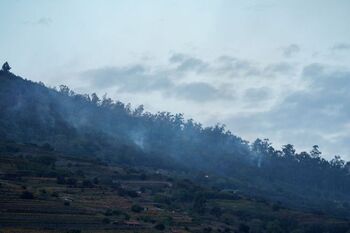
[
  {"xmin": 227, "ymin": 64, "xmax": 350, "ymax": 158},
  {"xmin": 36, "ymin": 17, "xmax": 52, "ymax": 25},
  {"xmin": 301, "ymin": 63, "xmax": 324, "ymax": 78},
  {"xmin": 268, "ymin": 64, "xmax": 350, "ymax": 130},
  {"xmin": 24, "ymin": 17, "xmax": 53, "ymax": 26},
  {"xmin": 215, "ymin": 56, "xmax": 261, "ymax": 77},
  {"xmin": 244, "ymin": 87, "xmax": 271, "ymax": 102},
  {"xmin": 82, "ymin": 62, "xmax": 235, "ymax": 102},
  {"xmin": 282, "ymin": 44, "xmax": 300, "ymax": 58},
  {"xmin": 263, "ymin": 62, "xmax": 295, "ymax": 77},
  {"xmin": 83, "ymin": 65, "xmax": 173, "ymax": 93},
  {"xmin": 169, "ymin": 53, "xmax": 208, "ymax": 73},
  {"xmin": 80, "ymin": 54, "xmax": 350, "ymax": 157},
  {"xmin": 169, "ymin": 54, "xmax": 296, "ymax": 79},
  {"xmin": 215, "ymin": 56, "xmax": 295, "ymax": 78},
  {"xmin": 331, "ymin": 43, "xmax": 350, "ymax": 51},
  {"xmin": 303, "ymin": 63, "xmax": 350, "ymax": 92},
  {"xmin": 82, "ymin": 53, "xmax": 299, "ymax": 104},
  {"xmin": 172, "ymin": 82, "xmax": 234, "ymax": 102}
]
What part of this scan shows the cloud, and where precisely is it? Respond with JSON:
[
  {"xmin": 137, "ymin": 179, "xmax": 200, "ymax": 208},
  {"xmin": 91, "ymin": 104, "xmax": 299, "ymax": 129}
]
[
  {"xmin": 243, "ymin": 87, "xmax": 271, "ymax": 102},
  {"xmin": 263, "ymin": 62, "xmax": 296, "ymax": 77},
  {"xmin": 331, "ymin": 43, "xmax": 350, "ymax": 52},
  {"xmin": 81, "ymin": 53, "xmax": 299, "ymax": 105},
  {"xmin": 82, "ymin": 61, "xmax": 234, "ymax": 102},
  {"xmin": 83, "ymin": 65, "xmax": 173, "ymax": 93},
  {"xmin": 24, "ymin": 17, "xmax": 53, "ymax": 26},
  {"xmin": 301, "ymin": 63, "xmax": 324, "ymax": 78},
  {"xmin": 172, "ymin": 82, "xmax": 234, "ymax": 102},
  {"xmin": 79, "ymin": 52, "xmax": 350, "ymax": 158},
  {"xmin": 226, "ymin": 63, "xmax": 350, "ymax": 158},
  {"xmin": 169, "ymin": 53, "xmax": 208, "ymax": 73},
  {"xmin": 282, "ymin": 44, "xmax": 300, "ymax": 58},
  {"xmin": 36, "ymin": 17, "xmax": 52, "ymax": 25},
  {"xmin": 215, "ymin": 56, "xmax": 261, "ymax": 77},
  {"xmin": 281, "ymin": 64, "xmax": 350, "ymax": 126},
  {"xmin": 215, "ymin": 57, "xmax": 296, "ymax": 78}
]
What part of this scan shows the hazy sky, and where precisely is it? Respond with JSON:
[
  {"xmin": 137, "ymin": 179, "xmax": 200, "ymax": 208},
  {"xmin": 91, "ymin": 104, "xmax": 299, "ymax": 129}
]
[{"xmin": 1, "ymin": 0, "xmax": 350, "ymax": 159}]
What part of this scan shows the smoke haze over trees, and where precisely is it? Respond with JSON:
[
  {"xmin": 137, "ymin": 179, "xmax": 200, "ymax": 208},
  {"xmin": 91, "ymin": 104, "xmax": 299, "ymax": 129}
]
[{"xmin": 1, "ymin": 68, "xmax": 350, "ymax": 217}]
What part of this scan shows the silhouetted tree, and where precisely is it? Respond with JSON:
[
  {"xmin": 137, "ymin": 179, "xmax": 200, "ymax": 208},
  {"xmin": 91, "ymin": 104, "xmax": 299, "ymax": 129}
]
[
  {"xmin": 282, "ymin": 144, "xmax": 296, "ymax": 158},
  {"xmin": 331, "ymin": 155, "xmax": 345, "ymax": 168},
  {"xmin": 310, "ymin": 145, "xmax": 321, "ymax": 159},
  {"xmin": 91, "ymin": 93, "xmax": 100, "ymax": 105},
  {"xmin": 2, "ymin": 62, "xmax": 11, "ymax": 72}
]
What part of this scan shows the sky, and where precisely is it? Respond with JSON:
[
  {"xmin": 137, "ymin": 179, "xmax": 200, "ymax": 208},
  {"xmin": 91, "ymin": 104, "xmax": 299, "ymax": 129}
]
[{"xmin": 1, "ymin": 0, "xmax": 350, "ymax": 159}]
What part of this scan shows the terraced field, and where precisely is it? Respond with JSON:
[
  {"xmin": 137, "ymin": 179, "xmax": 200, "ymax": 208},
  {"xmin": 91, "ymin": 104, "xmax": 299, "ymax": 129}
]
[{"xmin": 0, "ymin": 142, "xmax": 350, "ymax": 233}]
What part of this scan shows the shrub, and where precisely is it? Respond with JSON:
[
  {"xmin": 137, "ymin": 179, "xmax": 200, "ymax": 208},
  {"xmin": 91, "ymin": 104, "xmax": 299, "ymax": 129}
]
[
  {"xmin": 102, "ymin": 217, "xmax": 110, "ymax": 224},
  {"xmin": 210, "ymin": 206, "xmax": 222, "ymax": 217},
  {"xmin": 127, "ymin": 190, "xmax": 138, "ymax": 197},
  {"xmin": 117, "ymin": 188, "xmax": 138, "ymax": 197},
  {"xmin": 57, "ymin": 176, "xmax": 66, "ymax": 184},
  {"xmin": 154, "ymin": 223, "xmax": 165, "ymax": 230},
  {"xmin": 203, "ymin": 227, "xmax": 212, "ymax": 233},
  {"xmin": 238, "ymin": 223, "xmax": 250, "ymax": 233},
  {"xmin": 272, "ymin": 203, "xmax": 281, "ymax": 211},
  {"xmin": 66, "ymin": 230, "xmax": 81, "ymax": 233},
  {"xmin": 20, "ymin": 191, "xmax": 34, "ymax": 199},
  {"xmin": 41, "ymin": 143, "xmax": 54, "ymax": 151},
  {"xmin": 131, "ymin": 204, "xmax": 144, "ymax": 213},
  {"xmin": 51, "ymin": 191, "xmax": 59, "ymax": 197},
  {"xmin": 35, "ymin": 155, "xmax": 56, "ymax": 165},
  {"xmin": 93, "ymin": 177, "xmax": 99, "ymax": 184},
  {"xmin": 266, "ymin": 221, "xmax": 283, "ymax": 233},
  {"xmin": 82, "ymin": 180, "xmax": 94, "ymax": 188},
  {"xmin": 66, "ymin": 178, "xmax": 77, "ymax": 186},
  {"xmin": 104, "ymin": 209, "xmax": 113, "ymax": 216},
  {"xmin": 104, "ymin": 209, "xmax": 123, "ymax": 216}
]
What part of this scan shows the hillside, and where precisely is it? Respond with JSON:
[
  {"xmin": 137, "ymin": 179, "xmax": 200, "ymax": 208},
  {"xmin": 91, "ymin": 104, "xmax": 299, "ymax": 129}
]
[
  {"xmin": 0, "ymin": 141, "xmax": 349, "ymax": 233},
  {"xmin": 1, "ymin": 68, "xmax": 350, "ymax": 232}
]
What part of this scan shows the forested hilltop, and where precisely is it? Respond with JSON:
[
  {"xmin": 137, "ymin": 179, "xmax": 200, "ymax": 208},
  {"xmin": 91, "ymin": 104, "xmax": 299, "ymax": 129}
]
[{"xmin": 1, "ymin": 66, "xmax": 350, "ymax": 219}]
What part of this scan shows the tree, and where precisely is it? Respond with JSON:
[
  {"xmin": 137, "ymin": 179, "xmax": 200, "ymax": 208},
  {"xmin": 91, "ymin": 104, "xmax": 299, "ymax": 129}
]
[
  {"xmin": 2, "ymin": 62, "xmax": 11, "ymax": 72},
  {"xmin": 282, "ymin": 144, "xmax": 296, "ymax": 158},
  {"xmin": 101, "ymin": 93, "xmax": 113, "ymax": 108},
  {"xmin": 310, "ymin": 145, "xmax": 321, "ymax": 159},
  {"xmin": 133, "ymin": 105, "xmax": 144, "ymax": 116},
  {"xmin": 193, "ymin": 193, "xmax": 206, "ymax": 214},
  {"xmin": 252, "ymin": 138, "xmax": 272, "ymax": 155},
  {"xmin": 330, "ymin": 155, "xmax": 345, "ymax": 168},
  {"xmin": 91, "ymin": 93, "xmax": 100, "ymax": 105},
  {"xmin": 296, "ymin": 151, "xmax": 311, "ymax": 162},
  {"xmin": 59, "ymin": 85, "xmax": 74, "ymax": 96}
]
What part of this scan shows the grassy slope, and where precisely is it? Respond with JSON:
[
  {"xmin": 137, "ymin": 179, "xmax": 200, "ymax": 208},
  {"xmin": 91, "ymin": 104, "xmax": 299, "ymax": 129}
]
[{"xmin": 0, "ymin": 141, "xmax": 349, "ymax": 233}]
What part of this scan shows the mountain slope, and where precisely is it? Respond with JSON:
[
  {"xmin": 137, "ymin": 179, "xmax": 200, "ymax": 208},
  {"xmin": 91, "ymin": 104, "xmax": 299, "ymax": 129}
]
[
  {"xmin": 1, "ymin": 69, "xmax": 350, "ymax": 219},
  {"xmin": 0, "ymin": 140, "xmax": 349, "ymax": 233}
]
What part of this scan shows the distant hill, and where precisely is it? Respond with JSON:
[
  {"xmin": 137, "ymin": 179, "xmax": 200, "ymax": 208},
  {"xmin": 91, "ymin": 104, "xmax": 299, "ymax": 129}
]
[{"xmin": 1, "ymin": 68, "xmax": 350, "ymax": 218}]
